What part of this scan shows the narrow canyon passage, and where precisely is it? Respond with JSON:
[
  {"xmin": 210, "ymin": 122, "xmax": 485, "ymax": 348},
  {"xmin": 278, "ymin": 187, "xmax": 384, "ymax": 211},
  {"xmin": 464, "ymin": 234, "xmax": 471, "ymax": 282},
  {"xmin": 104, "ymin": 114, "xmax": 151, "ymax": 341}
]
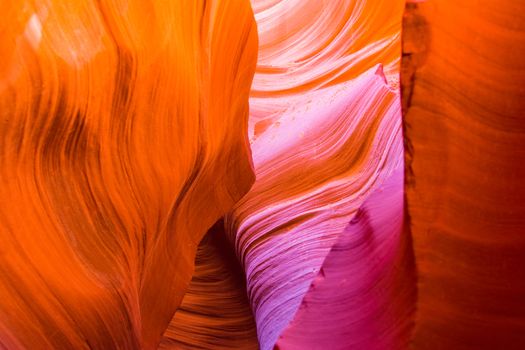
[{"xmin": 0, "ymin": 1, "xmax": 524, "ymax": 349}]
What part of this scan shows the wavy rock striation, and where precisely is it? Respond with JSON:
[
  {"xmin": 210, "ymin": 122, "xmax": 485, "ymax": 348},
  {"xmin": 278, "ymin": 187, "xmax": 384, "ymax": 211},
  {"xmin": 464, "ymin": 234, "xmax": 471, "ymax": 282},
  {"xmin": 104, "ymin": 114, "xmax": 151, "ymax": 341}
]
[
  {"xmin": 277, "ymin": 166, "xmax": 414, "ymax": 350},
  {"xmin": 249, "ymin": 0, "xmax": 404, "ymax": 139},
  {"xmin": 6, "ymin": 0, "xmax": 522, "ymax": 348},
  {"xmin": 0, "ymin": 1, "xmax": 257, "ymax": 348},
  {"xmin": 160, "ymin": 220, "xmax": 258, "ymax": 349},
  {"xmin": 216, "ymin": 1, "xmax": 413, "ymax": 349},
  {"xmin": 227, "ymin": 66, "xmax": 412, "ymax": 349}
]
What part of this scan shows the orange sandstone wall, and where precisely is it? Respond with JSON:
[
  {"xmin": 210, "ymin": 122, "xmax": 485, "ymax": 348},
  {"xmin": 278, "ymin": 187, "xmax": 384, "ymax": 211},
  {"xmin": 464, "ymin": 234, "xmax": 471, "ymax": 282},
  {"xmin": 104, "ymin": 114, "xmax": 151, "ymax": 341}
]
[
  {"xmin": 402, "ymin": 1, "xmax": 525, "ymax": 348},
  {"xmin": 0, "ymin": 1, "xmax": 257, "ymax": 348},
  {"xmin": 160, "ymin": 221, "xmax": 258, "ymax": 349}
]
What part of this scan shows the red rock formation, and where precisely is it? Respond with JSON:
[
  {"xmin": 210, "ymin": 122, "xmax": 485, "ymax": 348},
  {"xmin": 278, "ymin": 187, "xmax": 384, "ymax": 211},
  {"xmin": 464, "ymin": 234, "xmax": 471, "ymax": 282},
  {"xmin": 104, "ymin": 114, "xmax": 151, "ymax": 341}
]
[
  {"xmin": 403, "ymin": 1, "xmax": 525, "ymax": 348},
  {"xmin": 2, "ymin": 0, "xmax": 523, "ymax": 348},
  {"xmin": 160, "ymin": 221, "xmax": 258, "ymax": 349},
  {"xmin": 0, "ymin": 1, "xmax": 257, "ymax": 348}
]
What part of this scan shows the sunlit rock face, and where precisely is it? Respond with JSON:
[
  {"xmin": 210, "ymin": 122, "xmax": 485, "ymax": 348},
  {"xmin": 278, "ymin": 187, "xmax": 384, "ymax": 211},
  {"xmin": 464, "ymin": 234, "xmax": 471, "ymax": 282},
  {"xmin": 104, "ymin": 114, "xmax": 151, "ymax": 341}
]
[
  {"xmin": 403, "ymin": 1, "xmax": 525, "ymax": 349},
  {"xmin": 224, "ymin": 0, "xmax": 414, "ymax": 349},
  {"xmin": 277, "ymin": 165, "xmax": 414, "ymax": 350},
  {"xmin": 227, "ymin": 68, "xmax": 413, "ymax": 350},
  {"xmin": 0, "ymin": 1, "xmax": 257, "ymax": 348},
  {"xmin": 249, "ymin": 0, "xmax": 404, "ymax": 139},
  {"xmin": 2, "ymin": 0, "xmax": 524, "ymax": 349}
]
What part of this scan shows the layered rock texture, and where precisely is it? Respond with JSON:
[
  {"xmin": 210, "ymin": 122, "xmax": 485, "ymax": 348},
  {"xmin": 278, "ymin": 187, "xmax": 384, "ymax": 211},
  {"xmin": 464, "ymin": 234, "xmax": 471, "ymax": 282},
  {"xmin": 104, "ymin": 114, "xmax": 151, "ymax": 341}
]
[
  {"xmin": 0, "ymin": 0, "xmax": 524, "ymax": 349},
  {"xmin": 225, "ymin": 1, "xmax": 415, "ymax": 349},
  {"xmin": 403, "ymin": 1, "xmax": 525, "ymax": 349},
  {"xmin": 227, "ymin": 66, "xmax": 413, "ymax": 350},
  {"xmin": 0, "ymin": 1, "xmax": 257, "ymax": 348}
]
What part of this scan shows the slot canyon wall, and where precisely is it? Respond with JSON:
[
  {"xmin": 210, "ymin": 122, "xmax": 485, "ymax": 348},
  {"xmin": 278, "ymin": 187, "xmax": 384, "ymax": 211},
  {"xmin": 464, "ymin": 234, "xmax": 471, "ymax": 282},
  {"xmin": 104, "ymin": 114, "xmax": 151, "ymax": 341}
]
[
  {"xmin": 0, "ymin": 0, "xmax": 524, "ymax": 349},
  {"xmin": 402, "ymin": 0, "xmax": 525, "ymax": 348},
  {"xmin": 0, "ymin": 1, "xmax": 257, "ymax": 348}
]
